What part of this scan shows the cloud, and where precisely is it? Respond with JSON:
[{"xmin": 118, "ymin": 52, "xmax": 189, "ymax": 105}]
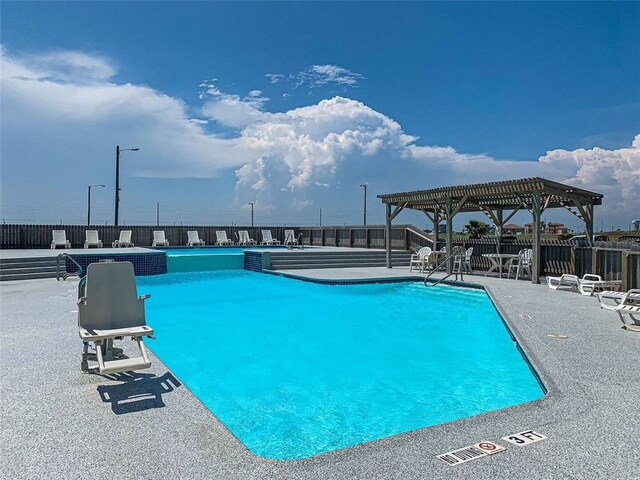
[
  {"xmin": 265, "ymin": 73, "xmax": 284, "ymax": 84},
  {"xmin": 294, "ymin": 64, "xmax": 364, "ymax": 89},
  {"xmin": 2, "ymin": 46, "xmax": 638, "ymax": 225}
]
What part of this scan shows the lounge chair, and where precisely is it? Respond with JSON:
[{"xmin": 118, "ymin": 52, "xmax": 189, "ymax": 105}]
[
  {"xmin": 77, "ymin": 262, "xmax": 154, "ymax": 374},
  {"xmin": 84, "ymin": 230, "xmax": 103, "ymax": 249},
  {"xmin": 238, "ymin": 230, "xmax": 257, "ymax": 245},
  {"xmin": 112, "ymin": 230, "xmax": 134, "ymax": 248},
  {"xmin": 410, "ymin": 246, "xmax": 432, "ymax": 272},
  {"xmin": 215, "ymin": 231, "xmax": 233, "ymax": 246},
  {"xmin": 152, "ymin": 230, "xmax": 169, "ymax": 247},
  {"xmin": 260, "ymin": 230, "xmax": 280, "ymax": 245},
  {"xmin": 284, "ymin": 229, "xmax": 296, "ymax": 246},
  {"xmin": 606, "ymin": 289, "xmax": 640, "ymax": 332},
  {"xmin": 507, "ymin": 248, "xmax": 532, "ymax": 280},
  {"xmin": 187, "ymin": 231, "xmax": 205, "ymax": 246},
  {"xmin": 547, "ymin": 273, "xmax": 622, "ymax": 296},
  {"xmin": 51, "ymin": 230, "xmax": 71, "ymax": 249},
  {"xmin": 597, "ymin": 290, "xmax": 640, "ymax": 311}
]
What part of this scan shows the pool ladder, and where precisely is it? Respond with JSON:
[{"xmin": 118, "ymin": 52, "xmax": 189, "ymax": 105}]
[
  {"xmin": 56, "ymin": 253, "xmax": 83, "ymax": 281},
  {"xmin": 424, "ymin": 247, "xmax": 465, "ymax": 287}
]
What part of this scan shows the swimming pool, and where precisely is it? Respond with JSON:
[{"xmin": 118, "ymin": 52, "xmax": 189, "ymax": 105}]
[{"xmin": 138, "ymin": 271, "xmax": 544, "ymax": 460}]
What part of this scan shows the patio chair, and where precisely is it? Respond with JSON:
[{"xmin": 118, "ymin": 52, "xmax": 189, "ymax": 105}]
[
  {"xmin": 152, "ymin": 230, "xmax": 169, "ymax": 247},
  {"xmin": 410, "ymin": 246, "xmax": 432, "ymax": 273},
  {"xmin": 238, "ymin": 230, "xmax": 257, "ymax": 245},
  {"xmin": 596, "ymin": 290, "xmax": 640, "ymax": 311},
  {"xmin": 608, "ymin": 289, "xmax": 640, "ymax": 332},
  {"xmin": 215, "ymin": 231, "xmax": 233, "ymax": 246},
  {"xmin": 84, "ymin": 230, "xmax": 103, "ymax": 249},
  {"xmin": 112, "ymin": 230, "xmax": 134, "ymax": 248},
  {"xmin": 284, "ymin": 229, "xmax": 296, "ymax": 246},
  {"xmin": 77, "ymin": 262, "xmax": 154, "ymax": 374},
  {"xmin": 51, "ymin": 230, "xmax": 71, "ymax": 249},
  {"xmin": 187, "ymin": 231, "xmax": 205, "ymax": 246},
  {"xmin": 507, "ymin": 248, "xmax": 532, "ymax": 280},
  {"xmin": 260, "ymin": 230, "xmax": 280, "ymax": 245},
  {"xmin": 453, "ymin": 247, "xmax": 473, "ymax": 273}
]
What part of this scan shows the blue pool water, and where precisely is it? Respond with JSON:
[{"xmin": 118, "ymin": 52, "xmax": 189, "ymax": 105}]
[{"xmin": 138, "ymin": 271, "xmax": 544, "ymax": 460}]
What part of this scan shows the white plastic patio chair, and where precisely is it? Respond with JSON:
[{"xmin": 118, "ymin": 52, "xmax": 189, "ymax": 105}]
[
  {"xmin": 284, "ymin": 229, "xmax": 296, "ymax": 246},
  {"xmin": 548, "ymin": 273, "xmax": 622, "ymax": 296},
  {"xmin": 112, "ymin": 230, "xmax": 134, "ymax": 248},
  {"xmin": 84, "ymin": 230, "xmax": 103, "ymax": 249},
  {"xmin": 187, "ymin": 231, "xmax": 205, "ymax": 246},
  {"xmin": 238, "ymin": 230, "xmax": 256, "ymax": 245},
  {"xmin": 410, "ymin": 247, "xmax": 432, "ymax": 272},
  {"xmin": 51, "ymin": 230, "xmax": 71, "ymax": 249},
  {"xmin": 260, "ymin": 230, "xmax": 280, "ymax": 245},
  {"xmin": 507, "ymin": 248, "xmax": 532, "ymax": 280},
  {"xmin": 453, "ymin": 247, "xmax": 473, "ymax": 273},
  {"xmin": 215, "ymin": 231, "xmax": 233, "ymax": 246},
  {"xmin": 77, "ymin": 261, "xmax": 154, "ymax": 374},
  {"xmin": 152, "ymin": 231, "xmax": 169, "ymax": 247}
]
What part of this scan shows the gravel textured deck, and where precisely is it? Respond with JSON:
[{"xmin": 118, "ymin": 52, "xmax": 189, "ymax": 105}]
[{"xmin": 1, "ymin": 267, "xmax": 639, "ymax": 479}]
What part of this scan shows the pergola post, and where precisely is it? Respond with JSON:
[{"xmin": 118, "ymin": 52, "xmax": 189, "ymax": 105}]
[
  {"xmin": 585, "ymin": 204, "xmax": 594, "ymax": 247},
  {"xmin": 433, "ymin": 209, "xmax": 440, "ymax": 249},
  {"xmin": 496, "ymin": 208, "xmax": 503, "ymax": 254},
  {"xmin": 385, "ymin": 202, "xmax": 392, "ymax": 268},
  {"xmin": 446, "ymin": 197, "xmax": 453, "ymax": 273},
  {"xmin": 532, "ymin": 192, "xmax": 542, "ymax": 284}
]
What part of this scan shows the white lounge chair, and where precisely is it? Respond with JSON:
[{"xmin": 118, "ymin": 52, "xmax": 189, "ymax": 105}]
[
  {"xmin": 84, "ymin": 230, "xmax": 103, "ymax": 249},
  {"xmin": 260, "ymin": 230, "xmax": 280, "ymax": 245},
  {"xmin": 77, "ymin": 262, "xmax": 154, "ymax": 374},
  {"xmin": 51, "ymin": 230, "xmax": 71, "ymax": 249},
  {"xmin": 284, "ymin": 229, "xmax": 296, "ymax": 246},
  {"xmin": 152, "ymin": 230, "xmax": 169, "ymax": 247},
  {"xmin": 215, "ymin": 231, "xmax": 233, "ymax": 246},
  {"xmin": 410, "ymin": 246, "xmax": 432, "ymax": 272},
  {"xmin": 596, "ymin": 290, "xmax": 640, "ymax": 311},
  {"xmin": 112, "ymin": 230, "xmax": 134, "ymax": 248},
  {"xmin": 547, "ymin": 273, "xmax": 621, "ymax": 296},
  {"xmin": 187, "ymin": 231, "xmax": 205, "ymax": 246},
  {"xmin": 238, "ymin": 230, "xmax": 257, "ymax": 245},
  {"xmin": 507, "ymin": 248, "xmax": 532, "ymax": 280},
  {"xmin": 606, "ymin": 289, "xmax": 640, "ymax": 332}
]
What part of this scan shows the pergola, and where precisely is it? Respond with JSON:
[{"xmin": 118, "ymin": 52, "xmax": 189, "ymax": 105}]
[{"xmin": 378, "ymin": 177, "xmax": 603, "ymax": 283}]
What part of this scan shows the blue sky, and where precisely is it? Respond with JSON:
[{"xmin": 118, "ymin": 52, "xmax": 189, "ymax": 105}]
[{"xmin": 1, "ymin": 1, "xmax": 639, "ymax": 229}]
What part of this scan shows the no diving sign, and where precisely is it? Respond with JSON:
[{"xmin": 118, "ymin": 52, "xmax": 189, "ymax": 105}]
[{"xmin": 502, "ymin": 430, "xmax": 547, "ymax": 446}]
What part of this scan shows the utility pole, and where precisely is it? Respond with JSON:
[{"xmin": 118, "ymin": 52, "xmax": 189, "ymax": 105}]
[
  {"xmin": 319, "ymin": 208, "xmax": 322, "ymax": 227},
  {"xmin": 360, "ymin": 184, "xmax": 367, "ymax": 225},
  {"xmin": 156, "ymin": 202, "xmax": 160, "ymax": 226},
  {"xmin": 87, "ymin": 184, "xmax": 105, "ymax": 226},
  {"xmin": 114, "ymin": 145, "xmax": 139, "ymax": 226},
  {"xmin": 248, "ymin": 202, "xmax": 254, "ymax": 227}
]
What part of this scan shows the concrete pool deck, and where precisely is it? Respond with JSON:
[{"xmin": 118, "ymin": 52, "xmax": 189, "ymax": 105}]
[{"xmin": 1, "ymin": 267, "xmax": 639, "ymax": 479}]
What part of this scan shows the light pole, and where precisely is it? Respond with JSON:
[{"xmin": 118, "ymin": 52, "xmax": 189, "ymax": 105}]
[
  {"xmin": 360, "ymin": 183, "xmax": 367, "ymax": 226},
  {"xmin": 248, "ymin": 202, "xmax": 254, "ymax": 227},
  {"xmin": 87, "ymin": 184, "xmax": 105, "ymax": 226},
  {"xmin": 114, "ymin": 145, "xmax": 140, "ymax": 226}
]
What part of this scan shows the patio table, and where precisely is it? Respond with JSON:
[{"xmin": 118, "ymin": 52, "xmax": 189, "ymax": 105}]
[{"xmin": 482, "ymin": 253, "xmax": 521, "ymax": 278}]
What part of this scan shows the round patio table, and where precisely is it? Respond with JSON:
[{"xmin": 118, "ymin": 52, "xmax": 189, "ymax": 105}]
[{"xmin": 482, "ymin": 253, "xmax": 521, "ymax": 278}]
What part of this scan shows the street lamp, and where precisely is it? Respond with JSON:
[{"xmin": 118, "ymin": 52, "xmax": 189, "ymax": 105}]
[
  {"xmin": 114, "ymin": 145, "xmax": 140, "ymax": 226},
  {"xmin": 360, "ymin": 183, "xmax": 367, "ymax": 226},
  {"xmin": 87, "ymin": 184, "xmax": 106, "ymax": 226},
  {"xmin": 248, "ymin": 202, "xmax": 254, "ymax": 227}
]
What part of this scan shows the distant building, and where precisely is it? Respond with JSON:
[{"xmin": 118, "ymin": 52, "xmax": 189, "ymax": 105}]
[
  {"xmin": 633, "ymin": 220, "xmax": 640, "ymax": 230},
  {"xmin": 503, "ymin": 223, "xmax": 525, "ymax": 234},
  {"xmin": 523, "ymin": 221, "xmax": 570, "ymax": 235}
]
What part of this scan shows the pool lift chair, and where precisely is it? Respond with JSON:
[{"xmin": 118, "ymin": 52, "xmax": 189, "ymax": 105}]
[{"xmin": 77, "ymin": 261, "xmax": 155, "ymax": 375}]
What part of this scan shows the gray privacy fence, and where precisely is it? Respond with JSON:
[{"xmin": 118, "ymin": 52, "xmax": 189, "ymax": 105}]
[
  {"xmin": 3, "ymin": 223, "xmax": 638, "ymax": 289},
  {"xmin": 0, "ymin": 224, "xmax": 299, "ymax": 249}
]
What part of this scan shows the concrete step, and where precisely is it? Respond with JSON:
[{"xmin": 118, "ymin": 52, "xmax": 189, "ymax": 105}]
[
  {"xmin": 0, "ymin": 256, "xmax": 58, "ymax": 265},
  {"xmin": 0, "ymin": 265, "xmax": 58, "ymax": 275},
  {"xmin": 0, "ymin": 271, "xmax": 58, "ymax": 281}
]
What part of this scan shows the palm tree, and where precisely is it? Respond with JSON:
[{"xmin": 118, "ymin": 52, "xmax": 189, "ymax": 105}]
[{"xmin": 464, "ymin": 220, "xmax": 490, "ymax": 239}]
